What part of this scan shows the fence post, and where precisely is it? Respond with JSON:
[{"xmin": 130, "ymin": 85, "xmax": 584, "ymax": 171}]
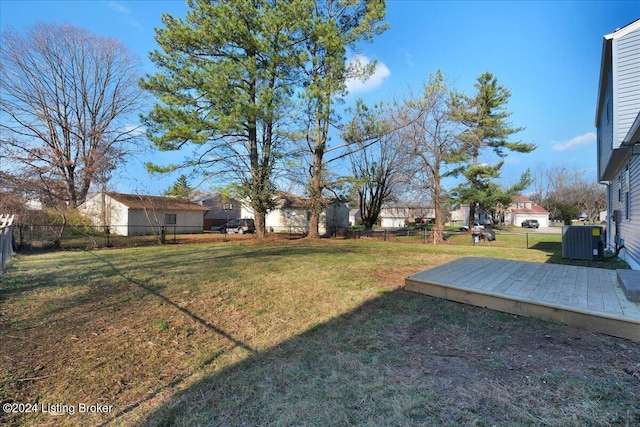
[{"xmin": 526, "ymin": 233, "xmax": 529, "ymax": 249}]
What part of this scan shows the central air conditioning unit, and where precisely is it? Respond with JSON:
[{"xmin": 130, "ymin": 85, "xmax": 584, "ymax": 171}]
[{"xmin": 562, "ymin": 226, "xmax": 604, "ymax": 260}]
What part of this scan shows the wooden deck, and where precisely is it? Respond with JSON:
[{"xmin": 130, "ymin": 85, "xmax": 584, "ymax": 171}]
[{"xmin": 405, "ymin": 257, "xmax": 640, "ymax": 342}]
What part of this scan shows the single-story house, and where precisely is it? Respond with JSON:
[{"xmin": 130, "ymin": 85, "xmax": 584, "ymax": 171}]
[
  {"xmin": 79, "ymin": 192, "xmax": 208, "ymax": 236},
  {"xmin": 504, "ymin": 195, "xmax": 550, "ymax": 228},
  {"xmin": 195, "ymin": 194, "xmax": 241, "ymax": 230},
  {"xmin": 596, "ymin": 18, "xmax": 640, "ymax": 269},
  {"xmin": 240, "ymin": 192, "xmax": 350, "ymax": 236},
  {"xmin": 379, "ymin": 204, "xmax": 435, "ymax": 228}
]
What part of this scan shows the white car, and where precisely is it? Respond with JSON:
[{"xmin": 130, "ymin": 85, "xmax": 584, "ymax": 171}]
[{"xmin": 459, "ymin": 223, "xmax": 485, "ymax": 231}]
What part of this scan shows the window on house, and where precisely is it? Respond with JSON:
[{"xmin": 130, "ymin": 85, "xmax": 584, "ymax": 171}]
[
  {"xmin": 165, "ymin": 214, "xmax": 177, "ymax": 225},
  {"xmin": 619, "ymin": 174, "xmax": 623, "ymax": 203}
]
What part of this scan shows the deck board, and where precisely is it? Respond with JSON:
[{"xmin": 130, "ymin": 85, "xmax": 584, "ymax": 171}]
[{"xmin": 405, "ymin": 257, "xmax": 640, "ymax": 342}]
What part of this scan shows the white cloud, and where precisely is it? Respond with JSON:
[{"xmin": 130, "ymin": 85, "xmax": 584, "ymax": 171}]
[
  {"xmin": 109, "ymin": 2, "xmax": 142, "ymax": 30},
  {"xmin": 551, "ymin": 132, "xmax": 596, "ymax": 151},
  {"xmin": 345, "ymin": 55, "xmax": 391, "ymax": 95}
]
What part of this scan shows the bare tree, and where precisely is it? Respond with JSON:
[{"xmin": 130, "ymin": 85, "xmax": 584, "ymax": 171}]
[
  {"xmin": 579, "ymin": 181, "xmax": 607, "ymax": 224},
  {"xmin": 533, "ymin": 166, "xmax": 605, "ymax": 225},
  {"xmin": 343, "ymin": 103, "xmax": 405, "ymax": 230},
  {"xmin": 396, "ymin": 72, "xmax": 466, "ymax": 243},
  {"xmin": 0, "ymin": 23, "xmax": 145, "ymax": 209}
]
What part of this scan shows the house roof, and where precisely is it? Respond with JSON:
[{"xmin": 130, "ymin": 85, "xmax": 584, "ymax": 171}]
[
  {"xmin": 107, "ymin": 192, "xmax": 208, "ymax": 211},
  {"xmin": 510, "ymin": 205, "xmax": 549, "ymax": 215},
  {"xmin": 276, "ymin": 192, "xmax": 307, "ymax": 209},
  {"xmin": 513, "ymin": 195, "xmax": 531, "ymax": 203},
  {"xmin": 510, "ymin": 195, "xmax": 549, "ymax": 215}
]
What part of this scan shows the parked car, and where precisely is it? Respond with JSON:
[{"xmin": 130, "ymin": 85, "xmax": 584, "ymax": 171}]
[
  {"xmin": 211, "ymin": 224, "xmax": 227, "ymax": 233},
  {"xmin": 521, "ymin": 219, "xmax": 539, "ymax": 228},
  {"xmin": 225, "ymin": 218, "xmax": 255, "ymax": 234},
  {"xmin": 459, "ymin": 223, "xmax": 485, "ymax": 231}
]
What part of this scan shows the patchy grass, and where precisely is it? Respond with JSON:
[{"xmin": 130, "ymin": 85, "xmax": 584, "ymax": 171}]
[{"xmin": 0, "ymin": 238, "xmax": 638, "ymax": 426}]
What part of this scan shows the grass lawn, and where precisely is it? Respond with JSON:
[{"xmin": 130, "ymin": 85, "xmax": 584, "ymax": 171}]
[{"xmin": 1, "ymin": 237, "xmax": 638, "ymax": 426}]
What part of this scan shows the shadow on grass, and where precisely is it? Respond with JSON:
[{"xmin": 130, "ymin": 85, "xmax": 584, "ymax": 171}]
[
  {"xmin": 122, "ymin": 289, "xmax": 640, "ymax": 427},
  {"xmin": 529, "ymin": 241, "xmax": 630, "ymax": 269}
]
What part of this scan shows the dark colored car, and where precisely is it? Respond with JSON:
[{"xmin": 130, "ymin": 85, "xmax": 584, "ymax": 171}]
[
  {"xmin": 521, "ymin": 219, "xmax": 539, "ymax": 228},
  {"xmin": 225, "ymin": 218, "xmax": 255, "ymax": 234}
]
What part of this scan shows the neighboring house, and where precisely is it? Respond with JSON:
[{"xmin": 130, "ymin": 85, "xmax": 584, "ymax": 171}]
[
  {"xmin": 448, "ymin": 204, "xmax": 492, "ymax": 226},
  {"xmin": 600, "ymin": 210, "xmax": 608, "ymax": 223},
  {"xmin": 195, "ymin": 194, "xmax": 240, "ymax": 230},
  {"xmin": 79, "ymin": 192, "xmax": 207, "ymax": 236},
  {"xmin": 379, "ymin": 204, "xmax": 435, "ymax": 228},
  {"xmin": 240, "ymin": 192, "xmax": 350, "ymax": 235},
  {"xmin": 348, "ymin": 208, "xmax": 362, "ymax": 226},
  {"xmin": 596, "ymin": 19, "xmax": 640, "ymax": 269},
  {"xmin": 504, "ymin": 195, "xmax": 550, "ymax": 228}
]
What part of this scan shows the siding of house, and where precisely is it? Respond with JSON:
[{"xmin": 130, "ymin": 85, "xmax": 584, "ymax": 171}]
[
  {"xmin": 614, "ymin": 26, "xmax": 640, "ymax": 145},
  {"xmin": 79, "ymin": 195, "xmax": 129, "ymax": 235},
  {"xmin": 265, "ymin": 207, "xmax": 308, "ymax": 233},
  {"xmin": 125, "ymin": 209, "xmax": 204, "ymax": 236},
  {"xmin": 598, "ymin": 72, "xmax": 615, "ymax": 180},
  {"xmin": 598, "ymin": 21, "xmax": 640, "ymax": 270},
  {"xmin": 607, "ymin": 158, "xmax": 640, "ymax": 270},
  {"xmin": 198, "ymin": 195, "xmax": 240, "ymax": 230},
  {"xmin": 241, "ymin": 194, "xmax": 349, "ymax": 235},
  {"xmin": 623, "ymin": 155, "xmax": 640, "ymax": 269}
]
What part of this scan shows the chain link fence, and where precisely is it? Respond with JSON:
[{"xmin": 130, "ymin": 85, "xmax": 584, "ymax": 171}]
[{"xmin": 8, "ymin": 222, "xmax": 564, "ymax": 253}]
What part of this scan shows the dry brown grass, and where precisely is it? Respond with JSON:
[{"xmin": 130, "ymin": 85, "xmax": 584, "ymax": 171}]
[{"xmin": 0, "ymin": 238, "xmax": 638, "ymax": 426}]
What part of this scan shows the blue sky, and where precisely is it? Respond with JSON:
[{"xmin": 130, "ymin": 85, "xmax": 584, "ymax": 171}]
[{"xmin": 1, "ymin": 0, "xmax": 639, "ymax": 196}]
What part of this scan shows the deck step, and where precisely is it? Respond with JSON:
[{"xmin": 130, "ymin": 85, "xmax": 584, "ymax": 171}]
[{"xmin": 617, "ymin": 269, "xmax": 640, "ymax": 302}]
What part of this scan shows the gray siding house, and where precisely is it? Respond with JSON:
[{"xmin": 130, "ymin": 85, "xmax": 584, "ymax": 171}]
[
  {"xmin": 195, "ymin": 194, "xmax": 241, "ymax": 230},
  {"xmin": 596, "ymin": 19, "xmax": 640, "ymax": 269}
]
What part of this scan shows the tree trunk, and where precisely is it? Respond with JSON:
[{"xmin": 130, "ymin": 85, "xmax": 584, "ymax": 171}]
[
  {"xmin": 468, "ymin": 203, "xmax": 476, "ymax": 232},
  {"xmin": 430, "ymin": 178, "xmax": 445, "ymax": 244},
  {"xmin": 254, "ymin": 211, "xmax": 266, "ymax": 238},
  {"xmin": 307, "ymin": 156, "xmax": 323, "ymax": 239},
  {"xmin": 306, "ymin": 107, "xmax": 327, "ymax": 239}
]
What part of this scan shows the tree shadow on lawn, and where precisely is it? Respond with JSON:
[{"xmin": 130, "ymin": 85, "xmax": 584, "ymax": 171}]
[{"xmin": 129, "ymin": 289, "xmax": 640, "ymax": 427}]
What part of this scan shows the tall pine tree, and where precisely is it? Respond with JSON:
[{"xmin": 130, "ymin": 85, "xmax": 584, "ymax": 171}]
[
  {"xmin": 141, "ymin": 0, "xmax": 307, "ymax": 237},
  {"xmin": 451, "ymin": 72, "xmax": 535, "ymax": 227}
]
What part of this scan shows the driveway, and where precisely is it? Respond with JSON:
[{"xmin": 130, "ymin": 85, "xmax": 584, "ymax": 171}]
[{"xmin": 534, "ymin": 226, "xmax": 562, "ymax": 234}]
